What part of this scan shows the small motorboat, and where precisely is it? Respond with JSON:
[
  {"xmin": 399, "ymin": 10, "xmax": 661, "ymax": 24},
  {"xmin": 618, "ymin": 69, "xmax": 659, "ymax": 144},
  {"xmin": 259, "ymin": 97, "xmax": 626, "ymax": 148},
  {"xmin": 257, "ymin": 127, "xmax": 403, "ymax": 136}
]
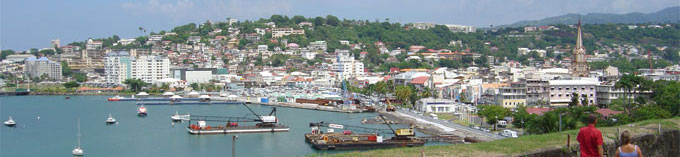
[
  {"xmin": 105, "ymin": 114, "xmax": 117, "ymax": 124},
  {"xmin": 107, "ymin": 95, "xmax": 123, "ymax": 101},
  {"xmin": 171, "ymin": 111, "xmax": 190, "ymax": 122},
  {"xmin": 72, "ymin": 119, "xmax": 84, "ymax": 156},
  {"xmin": 65, "ymin": 96, "xmax": 71, "ymax": 99},
  {"xmin": 4, "ymin": 116, "xmax": 16, "ymax": 127},
  {"xmin": 137, "ymin": 105, "xmax": 148, "ymax": 117}
]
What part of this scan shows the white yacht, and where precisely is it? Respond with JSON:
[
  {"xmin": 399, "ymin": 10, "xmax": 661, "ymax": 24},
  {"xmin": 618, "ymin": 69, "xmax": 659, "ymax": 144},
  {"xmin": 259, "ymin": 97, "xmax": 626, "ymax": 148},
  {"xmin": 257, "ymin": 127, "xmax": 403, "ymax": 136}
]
[
  {"xmin": 72, "ymin": 119, "xmax": 84, "ymax": 156},
  {"xmin": 105, "ymin": 114, "xmax": 116, "ymax": 124},
  {"xmin": 4, "ymin": 116, "xmax": 16, "ymax": 127}
]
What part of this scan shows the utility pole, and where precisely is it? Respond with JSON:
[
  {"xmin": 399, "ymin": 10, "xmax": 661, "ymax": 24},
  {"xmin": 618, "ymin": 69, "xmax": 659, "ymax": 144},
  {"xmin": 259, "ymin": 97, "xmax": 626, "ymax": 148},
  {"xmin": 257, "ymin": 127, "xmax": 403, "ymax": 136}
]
[
  {"xmin": 559, "ymin": 113, "xmax": 564, "ymax": 132},
  {"xmin": 232, "ymin": 135, "xmax": 238, "ymax": 157}
]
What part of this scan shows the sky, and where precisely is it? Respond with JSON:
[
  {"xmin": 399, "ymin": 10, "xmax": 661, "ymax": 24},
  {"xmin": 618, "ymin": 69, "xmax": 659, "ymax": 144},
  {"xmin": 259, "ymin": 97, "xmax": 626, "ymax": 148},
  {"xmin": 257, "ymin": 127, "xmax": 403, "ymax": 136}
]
[{"xmin": 1, "ymin": 0, "xmax": 677, "ymax": 51}]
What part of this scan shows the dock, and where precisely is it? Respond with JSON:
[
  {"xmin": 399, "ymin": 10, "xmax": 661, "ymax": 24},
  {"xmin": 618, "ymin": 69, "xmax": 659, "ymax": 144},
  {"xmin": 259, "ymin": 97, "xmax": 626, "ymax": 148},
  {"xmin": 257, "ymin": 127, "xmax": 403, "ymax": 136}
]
[
  {"xmin": 136, "ymin": 101, "xmax": 241, "ymax": 105},
  {"xmin": 187, "ymin": 125, "xmax": 290, "ymax": 134},
  {"xmin": 111, "ymin": 98, "xmax": 201, "ymax": 101}
]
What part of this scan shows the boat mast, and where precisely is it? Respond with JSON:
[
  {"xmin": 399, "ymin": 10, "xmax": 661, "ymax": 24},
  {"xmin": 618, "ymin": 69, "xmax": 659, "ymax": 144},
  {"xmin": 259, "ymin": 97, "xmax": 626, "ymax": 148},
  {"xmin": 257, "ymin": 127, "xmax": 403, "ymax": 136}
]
[{"xmin": 77, "ymin": 119, "xmax": 81, "ymax": 148}]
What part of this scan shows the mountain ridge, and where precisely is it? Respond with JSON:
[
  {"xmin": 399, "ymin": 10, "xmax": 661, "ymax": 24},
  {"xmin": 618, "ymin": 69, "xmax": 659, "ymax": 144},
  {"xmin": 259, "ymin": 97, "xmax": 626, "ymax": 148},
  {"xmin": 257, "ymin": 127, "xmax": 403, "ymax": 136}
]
[{"xmin": 499, "ymin": 6, "xmax": 680, "ymax": 28}]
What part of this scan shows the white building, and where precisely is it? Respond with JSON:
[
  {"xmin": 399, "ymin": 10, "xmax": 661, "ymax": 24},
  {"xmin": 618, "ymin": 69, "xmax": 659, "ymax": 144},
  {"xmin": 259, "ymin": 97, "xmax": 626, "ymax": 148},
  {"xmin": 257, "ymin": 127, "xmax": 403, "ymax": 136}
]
[
  {"xmin": 412, "ymin": 22, "xmax": 436, "ymax": 30},
  {"xmin": 444, "ymin": 24, "xmax": 476, "ymax": 33},
  {"xmin": 333, "ymin": 52, "xmax": 364, "ymax": 81},
  {"xmin": 548, "ymin": 78, "xmax": 598, "ymax": 106},
  {"xmin": 309, "ymin": 41, "xmax": 327, "ymax": 51},
  {"xmin": 415, "ymin": 98, "xmax": 458, "ymax": 113},
  {"xmin": 271, "ymin": 28, "xmax": 304, "ymax": 38},
  {"xmin": 24, "ymin": 56, "xmax": 62, "ymax": 80},
  {"xmin": 105, "ymin": 51, "xmax": 170, "ymax": 84}
]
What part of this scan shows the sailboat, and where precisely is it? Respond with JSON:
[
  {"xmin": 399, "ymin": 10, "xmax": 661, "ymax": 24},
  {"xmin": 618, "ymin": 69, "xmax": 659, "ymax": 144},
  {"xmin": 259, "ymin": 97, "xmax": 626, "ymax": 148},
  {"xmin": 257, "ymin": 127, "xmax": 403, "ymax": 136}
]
[
  {"xmin": 72, "ymin": 119, "xmax": 84, "ymax": 156},
  {"xmin": 4, "ymin": 116, "xmax": 16, "ymax": 127},
  {"xmin": 105, "ymin": 114, "xmax": 117, "ymax": 124}
]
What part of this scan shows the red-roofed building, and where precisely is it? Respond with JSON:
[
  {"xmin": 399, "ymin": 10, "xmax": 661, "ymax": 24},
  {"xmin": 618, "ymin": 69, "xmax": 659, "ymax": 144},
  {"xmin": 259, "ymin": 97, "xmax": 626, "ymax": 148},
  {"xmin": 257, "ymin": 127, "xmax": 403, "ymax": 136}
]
[
  {"xmin": 410, "ymin": 76, "xmax": 430, "ymax": 89},
  {"xmin": 596, "ymin": 108, "xmax": 623, "ymax": 118},
  {"xmin": 526, "ymin": 108, "xmax": 552, "ymax": 116}
]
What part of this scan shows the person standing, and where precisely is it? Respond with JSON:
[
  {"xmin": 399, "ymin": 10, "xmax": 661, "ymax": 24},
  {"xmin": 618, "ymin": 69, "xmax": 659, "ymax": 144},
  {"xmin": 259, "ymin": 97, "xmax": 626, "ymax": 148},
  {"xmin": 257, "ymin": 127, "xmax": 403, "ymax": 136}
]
[
  {"xmin": 577, "ymin": 114, "xmax": 604, "ymax": 157},
  {"xmin": 615, "ymin": 131, "xmax": 643, "ymax": 157}
]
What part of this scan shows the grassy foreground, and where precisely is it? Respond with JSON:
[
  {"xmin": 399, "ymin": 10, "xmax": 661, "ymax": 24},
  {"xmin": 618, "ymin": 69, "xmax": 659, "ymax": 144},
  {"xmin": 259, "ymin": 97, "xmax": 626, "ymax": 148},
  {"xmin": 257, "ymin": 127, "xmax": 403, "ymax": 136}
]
[{"xmin": 316, "ymin": 117, "xmax": 680, "ymax": 157}]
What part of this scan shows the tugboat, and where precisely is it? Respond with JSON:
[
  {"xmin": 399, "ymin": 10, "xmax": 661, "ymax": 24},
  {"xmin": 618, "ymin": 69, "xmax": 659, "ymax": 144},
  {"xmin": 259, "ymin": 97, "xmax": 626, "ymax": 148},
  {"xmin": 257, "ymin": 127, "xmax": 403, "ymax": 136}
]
[
  {"xmin": 137, "ymin": 105, "xmax": 148, "ymax": 117},
  {"xmin": 72, "ymin": 119, "xmax": 84, "ymax": 156},
  {"xmin": 105, "ymin": 114, "xmax": 117, "ymax": 124},
  {"xmin": 4, "ymin": 116, "xmax": 16, "ymax": 127}
]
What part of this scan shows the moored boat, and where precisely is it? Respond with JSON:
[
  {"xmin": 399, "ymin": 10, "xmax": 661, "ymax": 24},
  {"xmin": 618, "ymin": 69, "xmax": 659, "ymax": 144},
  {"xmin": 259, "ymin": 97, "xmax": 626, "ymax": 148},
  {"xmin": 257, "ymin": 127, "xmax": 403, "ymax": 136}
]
[
  {"xmin": 105, "ymin": 114, "xmax": 117, "ymax": 124},
  {"xmin": 137, "ymin": 105, "xmax": 148, "ymax": 116},
  {"xmin": 4, "ymin": 116, "xmax": 16, "ymax": 127}
]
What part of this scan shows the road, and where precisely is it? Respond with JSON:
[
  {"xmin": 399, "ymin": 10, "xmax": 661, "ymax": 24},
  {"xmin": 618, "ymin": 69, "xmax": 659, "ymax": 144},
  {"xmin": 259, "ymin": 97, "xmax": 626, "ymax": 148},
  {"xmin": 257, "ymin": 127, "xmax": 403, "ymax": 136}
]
[{"xmin": 395, "ymin": 109, "xmax": 506, "ymax": 141}]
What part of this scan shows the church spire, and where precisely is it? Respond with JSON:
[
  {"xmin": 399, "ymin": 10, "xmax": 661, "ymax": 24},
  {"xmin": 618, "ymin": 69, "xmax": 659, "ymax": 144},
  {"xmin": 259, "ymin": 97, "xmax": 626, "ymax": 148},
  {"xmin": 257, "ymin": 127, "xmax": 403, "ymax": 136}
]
[{"xmin": 576, "ymin": 17, "xmax": 583, "ymax": 48}]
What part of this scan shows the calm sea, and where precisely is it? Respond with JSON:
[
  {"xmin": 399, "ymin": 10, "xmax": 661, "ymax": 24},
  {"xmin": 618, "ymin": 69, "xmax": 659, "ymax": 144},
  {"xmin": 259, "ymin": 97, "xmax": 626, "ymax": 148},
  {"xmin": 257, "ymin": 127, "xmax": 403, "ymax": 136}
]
[{"xmin": 1, "ymin": 96, "xmax": 433, "ymax": 157}]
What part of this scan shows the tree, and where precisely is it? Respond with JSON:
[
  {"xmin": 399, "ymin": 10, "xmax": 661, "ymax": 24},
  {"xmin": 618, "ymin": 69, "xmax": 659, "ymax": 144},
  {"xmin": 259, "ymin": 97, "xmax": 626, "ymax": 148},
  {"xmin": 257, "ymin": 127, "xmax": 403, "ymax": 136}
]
[
  {"xmin": 63, "ymin": 81, "xmax": 80, "ymax": 88},
  {"xmin": 581, "ymin": 95, "xmax": 589, "ymax": 106},
  {"xmin": 1, "ymin": 50, "xmax": 15, "ymax": 60},
  {"xmin": 394, "ymin": 85, "xmax": 412, "ymax": 107},
  {"xmin": 569, "ymin": 92, "xmax": 580, "ymax": 107},
  {"xmin": 190, "ymin": 83, "xmax": 200, "ymax": 91},
  {"xmin": 633, "ymin": 105, "xmax": 672, "ymax": 121},
  {"xmin": 73, "ymin": 73, "xmax": 87, "ymax": 82},
  {"xmin": 326, "ymin": 15, "xmax": 340, "ymax": 26},
  {"xmin": 477, "ymin": 105, "xmax": 510, "ymax": 131},
  {"xmin": 512, "ymin": 105, "xmax": 535, "ymax": 129},
  {"xmin": 61, "ymin": 61, "xmax": 72, "ymax": 76},
  {"xmin": 651, "ymin": 80, "xmax": 680, "ymax": 116},
  {"xmin": 123, "ymin": 79, "xmax": 147, "ymax": 92}
]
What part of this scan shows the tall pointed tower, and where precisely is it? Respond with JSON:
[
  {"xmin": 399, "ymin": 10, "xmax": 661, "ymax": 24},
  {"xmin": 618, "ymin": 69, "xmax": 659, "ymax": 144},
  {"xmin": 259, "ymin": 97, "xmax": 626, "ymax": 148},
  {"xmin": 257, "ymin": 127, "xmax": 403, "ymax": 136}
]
[{"xmin": 570, "ymin": 18, "xmax": 590, "ymax": 77}]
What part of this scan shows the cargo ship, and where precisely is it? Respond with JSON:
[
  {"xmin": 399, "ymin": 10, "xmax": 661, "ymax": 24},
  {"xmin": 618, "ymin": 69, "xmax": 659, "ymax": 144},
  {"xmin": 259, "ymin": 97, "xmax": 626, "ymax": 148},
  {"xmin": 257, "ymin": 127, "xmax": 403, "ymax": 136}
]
[
  {"xmin": 186, "ymin": 103, "xmax": 289, "ymax": 135},
  {"xmin": 305, "ymin": 115, "xmax": 424, "ymax": 150}
]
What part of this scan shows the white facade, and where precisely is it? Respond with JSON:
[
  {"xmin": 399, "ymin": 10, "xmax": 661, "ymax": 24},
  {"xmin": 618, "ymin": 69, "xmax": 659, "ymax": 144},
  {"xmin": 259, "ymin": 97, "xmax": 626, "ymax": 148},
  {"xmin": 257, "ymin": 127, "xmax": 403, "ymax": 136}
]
[
  {"xmin": 185, "ymin": 71, "xmax": 213, "ymax": 84},
  {"xmin": 415, "ymin": 98, "xmax": 458, "ymax": 113},
  {"xmin": 105, "ymin": 51, "xmax": 170, "ymax": 84},
  {"xmin": 333, "ymin": 52, "xmax": 364, "ymax": 81},
  {"xmin": 548, "ymin": 79, "xmax": 598, "ymax": 106},
  {"xmin": 24, "ymin": 56, "xmax": 62, "ymax": 80}
]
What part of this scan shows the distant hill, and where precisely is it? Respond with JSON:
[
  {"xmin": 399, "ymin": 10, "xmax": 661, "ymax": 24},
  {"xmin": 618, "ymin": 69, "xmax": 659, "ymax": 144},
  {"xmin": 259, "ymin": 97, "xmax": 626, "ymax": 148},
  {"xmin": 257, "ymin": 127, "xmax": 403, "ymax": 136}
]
[{"xmin": 500, "ymin": 6, "xmax": 680, "ymax": 28}]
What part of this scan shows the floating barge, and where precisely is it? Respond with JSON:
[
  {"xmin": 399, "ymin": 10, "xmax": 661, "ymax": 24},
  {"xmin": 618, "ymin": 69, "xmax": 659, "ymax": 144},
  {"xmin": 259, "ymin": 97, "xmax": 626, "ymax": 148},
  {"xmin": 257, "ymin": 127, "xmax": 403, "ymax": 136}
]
[
  {"xmin": 188, "ymin": 124, "xmax": 289, "ymax": 134},
  {"xmin": 306, "ymin": 115, "xmax": 425, "ymax": 150},
  {"xmin": 186, "ymin": 103, "xmax": 290, "ymax": 135},
  {"xmin": 304, "ymin": 133, "xmax": 424, "ymax": 150}
]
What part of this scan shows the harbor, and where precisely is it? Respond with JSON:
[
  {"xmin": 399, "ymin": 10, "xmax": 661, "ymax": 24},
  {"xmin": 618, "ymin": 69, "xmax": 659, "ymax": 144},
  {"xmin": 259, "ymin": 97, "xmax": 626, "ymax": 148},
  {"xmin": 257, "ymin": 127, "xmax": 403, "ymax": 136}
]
[{"xmin": 0, "ymin": 96, "xmax": 445, "ymax": 157}]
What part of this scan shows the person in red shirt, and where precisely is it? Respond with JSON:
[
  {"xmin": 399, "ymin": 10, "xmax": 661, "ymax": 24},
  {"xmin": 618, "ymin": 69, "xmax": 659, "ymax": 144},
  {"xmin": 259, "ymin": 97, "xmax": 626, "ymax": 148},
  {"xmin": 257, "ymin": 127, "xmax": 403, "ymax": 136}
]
[{"xmin": 577, "ymin": 114, "xmax": 604, "ymax": 157}]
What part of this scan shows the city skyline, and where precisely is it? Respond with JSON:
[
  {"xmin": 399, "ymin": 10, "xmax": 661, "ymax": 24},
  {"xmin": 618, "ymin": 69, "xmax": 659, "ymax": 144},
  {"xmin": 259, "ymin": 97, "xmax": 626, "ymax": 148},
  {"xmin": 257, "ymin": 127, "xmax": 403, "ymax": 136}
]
[{"xmin": 1, "ymin": 0, "xmax": 677, "ymax": 50}]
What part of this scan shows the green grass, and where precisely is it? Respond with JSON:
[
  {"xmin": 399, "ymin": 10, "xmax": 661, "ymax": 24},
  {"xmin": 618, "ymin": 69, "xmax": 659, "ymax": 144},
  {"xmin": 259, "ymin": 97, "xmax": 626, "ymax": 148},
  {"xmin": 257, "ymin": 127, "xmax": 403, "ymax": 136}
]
[
  {"xmin": 435, "ymin": 113, "xmax": 455, "ymax": 121},
  {"xmin": 325, "ymin": 117, "xmax": 680, "ymax": 157}
]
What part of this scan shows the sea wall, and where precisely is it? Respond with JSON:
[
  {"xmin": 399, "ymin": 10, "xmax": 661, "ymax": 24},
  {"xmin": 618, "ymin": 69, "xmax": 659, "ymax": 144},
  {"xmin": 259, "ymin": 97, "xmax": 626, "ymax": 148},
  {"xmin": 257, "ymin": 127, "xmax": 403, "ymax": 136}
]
[{"xmin": 519, "ymin": 129, "xmax": 680, "ymax": 157}]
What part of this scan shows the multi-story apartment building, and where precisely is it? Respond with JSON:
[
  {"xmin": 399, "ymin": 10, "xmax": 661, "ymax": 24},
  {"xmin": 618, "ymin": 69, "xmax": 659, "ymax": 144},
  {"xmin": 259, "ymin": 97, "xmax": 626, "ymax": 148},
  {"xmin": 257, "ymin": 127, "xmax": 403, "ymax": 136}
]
[
  {"xmin": 24, "ymin": 56, "xmax": 62, "ymax": 80},
  {"xmin": 333, "ymin": 52, "xmax": 364, "ymax": 81},
  {"xmin": 309, "ymin": 41, "xmax": 327, "ymax": 51},
  {"xmin": 526, "ymin": 78, "xmax": 550, "ymax": 106},
  {"xmin": 548, "ymin": 79, "xmax": 598, "ymax": 106},
  {"xmin": 596, "ymin": 81, "xmax": 653, "ymax": 107},
  {"xmin": 497, "ymin": 81, "xmax": 526, "ymax": 108},
  {"xmin": 105, "ymin": 51, "xmax": 170, "ymax": 84}
]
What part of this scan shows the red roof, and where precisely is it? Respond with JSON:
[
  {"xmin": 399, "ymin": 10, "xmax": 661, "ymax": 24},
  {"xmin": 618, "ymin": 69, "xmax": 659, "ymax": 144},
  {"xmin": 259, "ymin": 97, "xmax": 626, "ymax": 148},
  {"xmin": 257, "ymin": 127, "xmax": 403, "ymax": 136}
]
[
  {"xmin": 596, "ymin": 108, "xmax": 623, "ymax": 117},
  {"xmin": 526, "ymin": 108, "xmax": 552, "ymax": 116},
  {"xmin": 390, "ymin": 67, "xmax": 400, "ymax": 73},
  {"xmin": 410, "ymin": 76, "xmax": 429, "ymax": 84}
]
